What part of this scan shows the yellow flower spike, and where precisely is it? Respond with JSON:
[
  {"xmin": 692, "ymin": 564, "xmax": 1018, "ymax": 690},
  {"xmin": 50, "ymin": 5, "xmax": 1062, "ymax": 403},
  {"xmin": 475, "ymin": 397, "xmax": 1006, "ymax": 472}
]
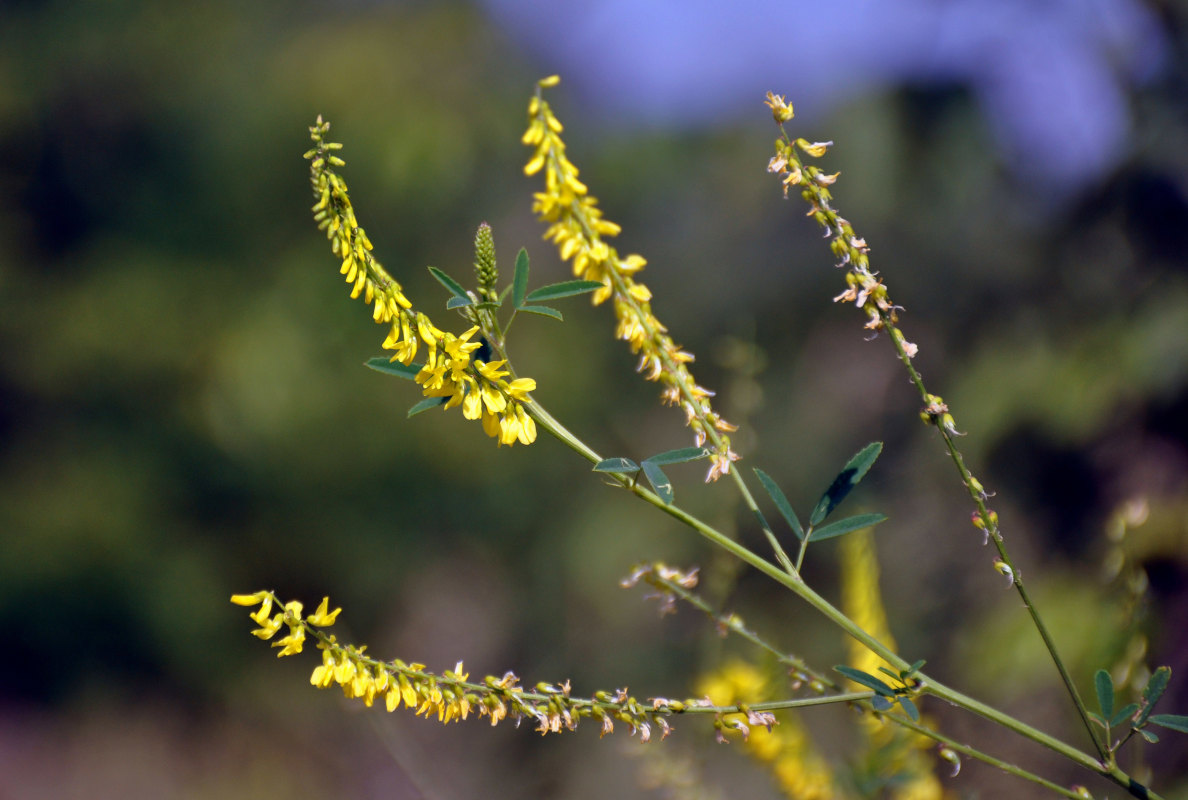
[
  {"xmin": 306, "ymin": 118, "xmax": 537, "ymax": 446},
  {"xmin": 523, "ymin": 80, "xmax": 737, "ymax": 466}
]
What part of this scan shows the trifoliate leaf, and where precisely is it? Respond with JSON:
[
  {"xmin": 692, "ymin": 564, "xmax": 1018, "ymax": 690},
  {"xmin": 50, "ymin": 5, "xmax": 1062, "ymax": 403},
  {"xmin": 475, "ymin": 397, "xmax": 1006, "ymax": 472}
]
[{"xmin": 810, "ymin": 442, "xmax": 883, "ymax": 526}]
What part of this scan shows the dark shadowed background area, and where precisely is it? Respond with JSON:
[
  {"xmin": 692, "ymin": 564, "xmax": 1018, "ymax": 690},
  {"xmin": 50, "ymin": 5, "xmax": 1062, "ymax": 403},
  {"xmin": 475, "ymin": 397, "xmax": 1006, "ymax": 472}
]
[{"xmin": 1, "ymin": 1, "xmax": 1186, "ymax": 797}]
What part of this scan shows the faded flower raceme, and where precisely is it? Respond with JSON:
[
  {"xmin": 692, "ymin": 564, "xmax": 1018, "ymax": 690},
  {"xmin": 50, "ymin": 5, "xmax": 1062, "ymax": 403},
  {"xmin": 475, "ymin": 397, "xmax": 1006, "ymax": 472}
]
[
  {"xmin": 763, "ymin": 93, "xmax": 918, "ymax": 361},
  {"xmin": 523, "ymin": 77, "xmax": 739, "ymax": 481},
  {"xmin": 306, "ymin": 117, "xmax": 537, "ymax": 445}
]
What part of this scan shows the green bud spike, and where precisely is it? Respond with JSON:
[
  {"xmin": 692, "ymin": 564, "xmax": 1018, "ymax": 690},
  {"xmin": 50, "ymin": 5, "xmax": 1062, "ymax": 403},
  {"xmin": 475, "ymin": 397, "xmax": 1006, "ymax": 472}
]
[{"xmin": 474, "ymin": 222, "xmax": 498, "ymax": 301}]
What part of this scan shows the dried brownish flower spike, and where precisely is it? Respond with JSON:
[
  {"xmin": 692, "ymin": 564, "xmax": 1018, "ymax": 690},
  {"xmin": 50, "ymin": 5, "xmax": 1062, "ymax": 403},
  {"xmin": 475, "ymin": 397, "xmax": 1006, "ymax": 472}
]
[{"xmin": 763, "ymin": 103, "xmax": 918, "ymax": 360}]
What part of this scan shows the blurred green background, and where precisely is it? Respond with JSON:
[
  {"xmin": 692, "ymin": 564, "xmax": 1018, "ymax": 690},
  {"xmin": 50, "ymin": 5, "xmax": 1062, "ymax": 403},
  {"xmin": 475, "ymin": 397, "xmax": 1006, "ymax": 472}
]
[{"xmin": 1, "ymin": 2, "xmax": 1186, "ymax": 798}]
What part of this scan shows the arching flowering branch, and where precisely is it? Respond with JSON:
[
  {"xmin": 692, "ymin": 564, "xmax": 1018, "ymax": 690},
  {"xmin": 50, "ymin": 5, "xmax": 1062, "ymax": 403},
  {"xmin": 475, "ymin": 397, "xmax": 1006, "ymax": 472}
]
[
  {"xmin": 522, "ymin": 76, "xmax": 739, "ymax": 481},
  {"xmin": 763, "ymin": 93, "xmax": 917, "ymax": 361},
  {"xmin": 762, "ymin": 90, "xmax": 1111, "ymax": 769},
  {"xmin": 231, "ymin": 591, "xmax": 678, "ymax": 739},
  {"xmin": 306, "ymin": 117, "xmax": 537, "ymax": 446}
]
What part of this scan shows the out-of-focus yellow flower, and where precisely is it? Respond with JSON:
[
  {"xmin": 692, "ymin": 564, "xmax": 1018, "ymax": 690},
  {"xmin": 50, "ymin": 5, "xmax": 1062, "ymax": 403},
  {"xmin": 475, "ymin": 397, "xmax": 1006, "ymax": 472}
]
[
  {"xmin": 696, "ymin": 660, "xmax": 838, "ymax": 800},
  {"xmin": 842, "ymin": 531, "xmax": 946, "ymax": 800}
]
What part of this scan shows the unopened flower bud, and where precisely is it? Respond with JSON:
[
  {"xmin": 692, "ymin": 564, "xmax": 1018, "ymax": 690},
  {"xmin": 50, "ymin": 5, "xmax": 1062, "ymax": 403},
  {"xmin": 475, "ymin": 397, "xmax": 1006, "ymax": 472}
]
[
  {"xmin": 939, "ymin": 746, "xmax": 961, "ymax": 776},
  {"xmin": 994, "ymin": 559, "xmax": 1014, "ymax": 586}
]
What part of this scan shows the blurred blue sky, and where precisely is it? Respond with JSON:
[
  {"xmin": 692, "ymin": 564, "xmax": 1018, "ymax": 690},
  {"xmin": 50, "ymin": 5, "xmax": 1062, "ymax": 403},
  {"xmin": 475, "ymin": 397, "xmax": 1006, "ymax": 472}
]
[{"xmin": 481, "ymin": 0, "xmax": 1167, "ymax": 192}]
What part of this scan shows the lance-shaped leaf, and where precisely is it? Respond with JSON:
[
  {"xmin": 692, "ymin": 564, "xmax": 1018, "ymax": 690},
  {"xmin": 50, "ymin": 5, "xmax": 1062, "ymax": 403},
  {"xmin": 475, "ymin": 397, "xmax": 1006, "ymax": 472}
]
[
  {"xmin": 754, "ymin": 468, "xmax": 804, "ymax": 541},
  {"xmin": 525, "ymin": 280, "xmax": 605, "ymax": 302},
  {"xmin": 898, "ymin": 697, "xmax": 920, "ymax": 722},
  {"xmin": 643, "ymin": 447, "xmax": 711, "ymax": 467},
  {"xmin": 641, "ymin": 460, "xmax": 674, "ymax": 505},
  {"xmin": 366, "ymin": 357, "xmax": 421, "ymax": 380},
  {"xmin": 1095, "ymin": 669, "xmax": 1115, "ymax": 720},
  {"xmin": 513, "ymin": 248, "xmax": 530, "ymax": 308},
  {"xmin": 835, "ymin": 666, "xmax": 895, "ymax": 697},
  {"xmin": 407, "ymin": 396, "xmax": 448, "ymax": 417},
  {"xmin": 446, "ymin": 295, "xmax": 474, "ymax": 309},
  {"xmin": 428, "ymin": 266, "xmax": 472, "ymax": 306},
  {"xmin": 809, "ymin": 512, "xmax": 888, "ymax": 542},
  {"xmin": 1111, "ymin": 703, "xmax": 1140, "ymax": 728},
  {"xmin": 517, "ymin": 304, "xmax": 563, "ymax": 321},
  {"xmin": 810, "ymin": 441, "xmax": 883, "ymax": 526},
  {"xmin": 1148, "ymin": 714, "xmax": 1188, "ymax": 734},
  {"xmin": 1138, "ymin": 666, "xmax": 1172, "ymax": 726},
  {"xmin": 594, "ymin": 457, "xmax": 639, "ymax": 473}
]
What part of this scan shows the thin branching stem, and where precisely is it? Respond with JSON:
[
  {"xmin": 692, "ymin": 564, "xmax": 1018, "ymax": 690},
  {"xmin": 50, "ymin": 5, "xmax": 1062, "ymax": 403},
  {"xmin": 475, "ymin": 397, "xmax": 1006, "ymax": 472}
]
[
  {"xmin": 519, "ymin": 394, "xmax": 1160, "ymax": 800},
  {"xmin": 767, "ymin": 112, "xmax": 1109, "ymax": 767},
  {"xmin": 644, "ymin": 571, "xmax": 1096, "ymax": 800}
]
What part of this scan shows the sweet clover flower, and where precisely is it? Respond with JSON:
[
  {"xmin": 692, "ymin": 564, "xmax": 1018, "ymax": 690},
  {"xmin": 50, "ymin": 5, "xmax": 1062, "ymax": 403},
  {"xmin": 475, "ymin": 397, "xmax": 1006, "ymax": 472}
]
[
  {"xmin": 523, "ymin": 77, "xmax": 738, "ymax": 479},
  {"xmin": 306, "ymin": 117, "xmax": 537, "ymax": 445},
  {"xmin": 232, "ymin": 591, "xmax": 678, "ymax": 739}
]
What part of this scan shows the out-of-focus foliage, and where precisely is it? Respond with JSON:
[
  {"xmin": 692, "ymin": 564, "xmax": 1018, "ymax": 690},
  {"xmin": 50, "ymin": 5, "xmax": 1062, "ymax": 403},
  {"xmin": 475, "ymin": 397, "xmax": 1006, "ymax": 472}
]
[{"xmin": 1, "ymin": 1, "xmax": 1185, "ymax": 797}]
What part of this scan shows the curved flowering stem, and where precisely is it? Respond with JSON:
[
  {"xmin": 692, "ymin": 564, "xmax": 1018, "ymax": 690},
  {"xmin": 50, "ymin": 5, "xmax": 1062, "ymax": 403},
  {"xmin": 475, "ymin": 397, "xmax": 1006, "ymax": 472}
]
[
  {"xmin": 522, "ymin": 77, "xmax": 738, "ymax": 476},
  {"xmin": 307, "ymin": 118, "xmax": 538, "ymax": 446},
  {"xmin": 761, "ymin": 92, "xmax": 1146, "ymax": 787},
  {"xmin": 232, "ymin": 591, "xmax": 682, "ymax": 740},
  {"xmin": 522, "ymin": 78, "xmax": 798, "ymax": 575}
]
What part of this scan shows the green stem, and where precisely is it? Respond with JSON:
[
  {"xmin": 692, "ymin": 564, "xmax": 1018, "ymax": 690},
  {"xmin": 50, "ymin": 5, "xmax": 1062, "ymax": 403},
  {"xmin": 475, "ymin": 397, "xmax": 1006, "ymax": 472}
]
[
  {"xmin": 772, "ymin": 121, "xmax": 1106, "ymax": 764},
  {"xmin": 647, "ymin": 573, "xmax": 1096, "ymax": 800},
  {"xmin": 883, "ymin": 323, "xmax": 1108, "ymax": 763},
  {"xmin": 521, "ymin": 396, "xmax": 1160, "ymax": 799}
]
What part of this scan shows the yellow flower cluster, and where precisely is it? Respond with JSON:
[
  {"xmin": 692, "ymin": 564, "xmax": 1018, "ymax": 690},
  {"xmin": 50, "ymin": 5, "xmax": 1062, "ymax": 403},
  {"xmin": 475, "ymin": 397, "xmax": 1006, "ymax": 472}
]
[
  {"xmin": 697, "ymin": 660, "xmax": 838, "ymax": 800},
  {"xmin": 306, "ymin": 117, "xmax": 538, "ymax": 445},
  {"xmin": 522, "ymin": 77, "xmax": 739, "ymax": 480},
  {"xmin": 232, "ymin": 591, "xmax": 678, "ymax": 739},
  {"xmin": 764, "ymin": 93, "xmax": 918, "ymax": 360}
]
